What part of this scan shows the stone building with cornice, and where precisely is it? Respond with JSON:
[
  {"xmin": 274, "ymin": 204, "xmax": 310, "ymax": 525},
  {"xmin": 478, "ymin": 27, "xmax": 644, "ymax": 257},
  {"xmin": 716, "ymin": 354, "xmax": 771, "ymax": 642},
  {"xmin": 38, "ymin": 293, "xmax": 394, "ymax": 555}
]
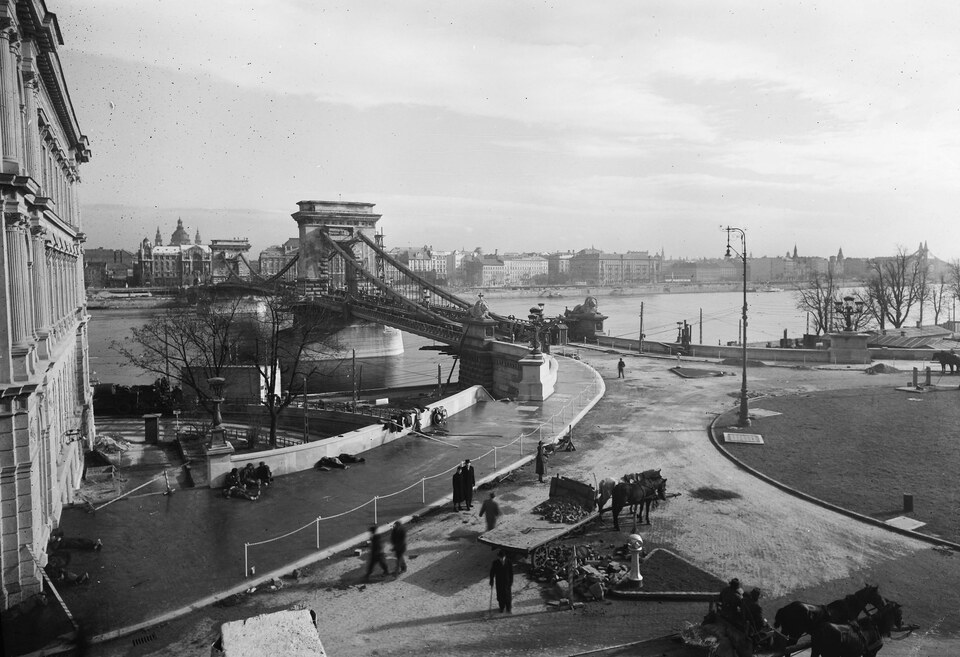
[{"xmin": 0, "ymin": 0, "xmax": 92, "ymax": 610}]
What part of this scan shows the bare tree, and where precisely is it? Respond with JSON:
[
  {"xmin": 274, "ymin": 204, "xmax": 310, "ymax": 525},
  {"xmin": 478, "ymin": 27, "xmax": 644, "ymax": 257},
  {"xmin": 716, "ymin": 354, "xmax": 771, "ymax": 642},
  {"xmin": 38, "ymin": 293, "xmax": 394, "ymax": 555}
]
[
  {"xmin": 235, "ymin": 293, "xmax": 341, "ymax": 446},
  {"xmin": 930, "ymin": 274, "xmax": 949, "ymax": 326},
  {"xmin": 915, "ymin": 250, "xmax": 932, "ymax": 326},
  {"xmin": 795, "ymin": 268, "xmax": 838, "ymax": 336},
  {"xmin": 113, "ymin": 296, "xmax": 248, "ymax": 413},
  {"xmin": 948, "ymin": 260, "xmax": 960, "ymax": 314},
  {"xmin": 114, "ymin": 291, "xmax": 340, "ymax": 447},
  {"xmin": 860, "ymin": 248, "xmax": 924, "ymax": 330}
]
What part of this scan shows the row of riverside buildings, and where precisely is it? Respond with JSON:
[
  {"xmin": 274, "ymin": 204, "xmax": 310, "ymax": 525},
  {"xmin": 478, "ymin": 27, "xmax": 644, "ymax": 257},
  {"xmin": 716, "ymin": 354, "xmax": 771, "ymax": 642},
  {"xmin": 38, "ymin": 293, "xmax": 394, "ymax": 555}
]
[{"xmin": 87, "ymin": 239, "xmax": 923, "ymax": 290}]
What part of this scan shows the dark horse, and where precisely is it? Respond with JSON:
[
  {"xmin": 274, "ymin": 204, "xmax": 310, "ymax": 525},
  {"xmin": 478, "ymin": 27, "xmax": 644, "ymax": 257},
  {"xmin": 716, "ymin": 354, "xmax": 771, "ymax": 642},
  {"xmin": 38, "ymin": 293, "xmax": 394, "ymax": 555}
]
[
  {"xmin": 932, "ymin": 351, "xmax": 960, "ymax": 374},
  {"xmin": 610, "ymin": 476, "xmax": 667, "ymax": 531},
  {"xmin": 810, "ymin": 600, "xmax": 902, "ymax": 657},
  {"xmin": 596, "ymin": 469, "xmax": 661, "ymax": 518},
  {"xmin": 774, "ymin": 584, "xmax": 884, "ymax": 645}
]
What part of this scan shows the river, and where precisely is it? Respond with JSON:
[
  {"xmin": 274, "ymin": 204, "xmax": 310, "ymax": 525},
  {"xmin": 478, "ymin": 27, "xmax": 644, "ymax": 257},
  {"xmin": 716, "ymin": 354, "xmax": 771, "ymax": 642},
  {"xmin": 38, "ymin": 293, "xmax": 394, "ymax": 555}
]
[
  {"xmin": 487, "ymin": 289, "xmax": 809, "ymax": 346},
  {"xmin": 87, "ymin": 289, "xmax": 807, "ymax": 390}
]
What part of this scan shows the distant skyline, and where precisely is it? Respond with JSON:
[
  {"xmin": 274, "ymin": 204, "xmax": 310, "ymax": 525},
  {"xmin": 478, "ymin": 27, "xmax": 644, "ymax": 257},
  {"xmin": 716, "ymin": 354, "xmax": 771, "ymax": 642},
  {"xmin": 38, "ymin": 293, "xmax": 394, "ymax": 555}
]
[{"xmin": 54, "ymin": 1, "xmax": 960, "ymax": 260}]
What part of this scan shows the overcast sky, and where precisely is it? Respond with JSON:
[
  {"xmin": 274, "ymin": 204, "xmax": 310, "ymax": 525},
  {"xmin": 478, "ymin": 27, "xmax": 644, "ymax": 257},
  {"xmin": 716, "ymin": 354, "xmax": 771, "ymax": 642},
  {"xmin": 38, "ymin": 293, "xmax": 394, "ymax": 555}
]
[{"xmin": 53, "ymin": 1, "xmax": 960, "ymax": 260}]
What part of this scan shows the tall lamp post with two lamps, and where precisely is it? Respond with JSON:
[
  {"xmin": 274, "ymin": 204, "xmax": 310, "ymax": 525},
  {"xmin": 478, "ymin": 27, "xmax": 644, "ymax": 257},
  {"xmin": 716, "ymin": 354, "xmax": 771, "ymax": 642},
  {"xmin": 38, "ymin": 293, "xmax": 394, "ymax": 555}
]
[{"xmin": 724, "ymin": 226, "xmax": 750, "ymax": 428}]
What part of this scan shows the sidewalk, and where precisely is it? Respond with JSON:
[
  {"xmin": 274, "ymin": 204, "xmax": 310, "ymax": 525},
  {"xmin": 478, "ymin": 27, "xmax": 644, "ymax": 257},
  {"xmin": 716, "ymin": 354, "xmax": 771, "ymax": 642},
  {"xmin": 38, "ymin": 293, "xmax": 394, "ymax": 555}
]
[{"xmin": 50, "ymin": 356, "xmax": 603, "ymax": 643}]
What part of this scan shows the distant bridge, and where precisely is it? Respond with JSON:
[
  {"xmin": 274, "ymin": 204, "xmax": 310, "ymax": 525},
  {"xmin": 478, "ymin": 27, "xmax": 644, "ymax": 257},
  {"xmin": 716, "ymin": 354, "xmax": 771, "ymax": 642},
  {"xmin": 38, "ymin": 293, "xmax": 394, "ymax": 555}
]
[
  {"xmin": 215, "ymin": 230, "xmax": 544, "ymax": 347},
  {"xmin": 205, "ymin": 200, "xmax": 603, "ymax": 397}
]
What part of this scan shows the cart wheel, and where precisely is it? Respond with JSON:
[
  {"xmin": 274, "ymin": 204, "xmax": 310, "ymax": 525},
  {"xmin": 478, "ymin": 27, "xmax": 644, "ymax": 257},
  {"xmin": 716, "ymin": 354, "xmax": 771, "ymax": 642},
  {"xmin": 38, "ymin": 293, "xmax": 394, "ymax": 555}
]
[{"xmin": 531, "ymin": 546, "xmax": 547, "ymax": 569}]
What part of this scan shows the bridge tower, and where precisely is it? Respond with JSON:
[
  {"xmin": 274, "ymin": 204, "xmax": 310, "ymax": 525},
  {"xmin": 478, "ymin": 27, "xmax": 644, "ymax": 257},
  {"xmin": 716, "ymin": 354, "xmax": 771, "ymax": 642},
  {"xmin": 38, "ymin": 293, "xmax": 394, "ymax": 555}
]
[{"xmin": 292, "ymin": 200, "xmax": 382, "ymax": 297}]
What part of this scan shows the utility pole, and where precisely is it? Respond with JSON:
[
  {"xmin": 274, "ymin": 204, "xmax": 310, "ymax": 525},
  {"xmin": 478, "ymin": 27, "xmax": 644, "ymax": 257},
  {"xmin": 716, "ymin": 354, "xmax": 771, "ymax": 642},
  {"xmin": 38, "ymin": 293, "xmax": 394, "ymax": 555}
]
[
  {"xmin": 351, "ymin": 349, "xmax": 358, "ymax": 410},
  {"xmin": 639, "ymin": 302, "xmax": 644, "ymax": 354}
]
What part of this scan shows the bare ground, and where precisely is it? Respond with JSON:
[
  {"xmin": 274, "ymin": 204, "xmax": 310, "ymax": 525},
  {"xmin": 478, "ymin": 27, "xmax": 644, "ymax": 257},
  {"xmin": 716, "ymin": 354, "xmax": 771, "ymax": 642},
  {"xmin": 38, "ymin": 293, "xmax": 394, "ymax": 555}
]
[{"xmin": 88, "ymin": 353, "xmax": 960, "ymax": 657}]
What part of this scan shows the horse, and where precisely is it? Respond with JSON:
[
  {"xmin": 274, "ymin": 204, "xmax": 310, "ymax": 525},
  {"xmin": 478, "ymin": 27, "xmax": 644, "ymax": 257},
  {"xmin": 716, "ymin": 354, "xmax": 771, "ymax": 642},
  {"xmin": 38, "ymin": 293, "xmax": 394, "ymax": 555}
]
[
  {"xmin": 595, "ymin": 469, "xmax": 662, "ymax": 519},
  {"xmin": 610, "ymin": 476, "xmax": 667, "ymax": 531},
  {"xmin": 774, "ymin": 584, "xmax": 884, "ymax": 645},
  {"xmin": 931, "ymin": 351, "xmax": 960, "ymax": 374},
  {"xmin": 810, "ymin": 600, "xmax": 902, "ymax": 657}
]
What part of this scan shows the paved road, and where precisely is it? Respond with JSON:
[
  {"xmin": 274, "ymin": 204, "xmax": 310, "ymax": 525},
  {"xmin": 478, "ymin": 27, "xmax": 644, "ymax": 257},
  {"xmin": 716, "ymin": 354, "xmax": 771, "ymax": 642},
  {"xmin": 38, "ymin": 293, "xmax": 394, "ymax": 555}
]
[
  {"xmin": 48, "ymin": 356, "xmax": 602, "ymax": 643},
  {"xmin": 43, "ymin": 351, "xmax": 960, "ymax": 656}
]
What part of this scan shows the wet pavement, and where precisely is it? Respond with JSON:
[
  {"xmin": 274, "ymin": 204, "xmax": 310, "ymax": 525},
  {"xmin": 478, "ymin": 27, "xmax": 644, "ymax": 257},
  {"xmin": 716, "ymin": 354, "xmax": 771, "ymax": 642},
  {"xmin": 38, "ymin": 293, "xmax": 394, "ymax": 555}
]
[{"xmin": 53, "ymin": 356, "xmax": 602, "ymax": 642}]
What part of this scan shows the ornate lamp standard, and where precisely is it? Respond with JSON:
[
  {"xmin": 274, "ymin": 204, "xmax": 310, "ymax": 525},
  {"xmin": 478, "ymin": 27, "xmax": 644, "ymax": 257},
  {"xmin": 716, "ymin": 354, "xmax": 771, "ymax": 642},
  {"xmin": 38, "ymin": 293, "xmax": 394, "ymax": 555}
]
[
  {"xmin": 528, "ymin": 302, "xmax": 546, "ymax": 354},
  {"xmin": 207, "ymin": 376, "xmax": 228, "ymax": 447},
  {"xmin": 724, "ymin": 226, "xmax": 750, "ymax": 427},
  {"xmin": 834, "ymin": 295, "xmax": 864, "ymax": 332}
]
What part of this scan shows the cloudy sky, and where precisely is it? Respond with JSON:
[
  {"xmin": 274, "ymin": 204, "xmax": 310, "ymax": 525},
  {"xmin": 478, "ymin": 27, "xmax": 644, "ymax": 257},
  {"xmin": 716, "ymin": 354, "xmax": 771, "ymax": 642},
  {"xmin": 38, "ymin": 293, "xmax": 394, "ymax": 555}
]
[{"xmin": 52, "ymin": 1, "xmax": 960, "ymax": 260}]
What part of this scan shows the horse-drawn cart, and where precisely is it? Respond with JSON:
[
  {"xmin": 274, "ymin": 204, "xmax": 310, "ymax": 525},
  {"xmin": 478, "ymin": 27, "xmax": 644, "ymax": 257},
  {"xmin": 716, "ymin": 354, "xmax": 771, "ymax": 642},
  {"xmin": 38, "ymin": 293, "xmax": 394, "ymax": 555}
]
[{"xmin": 477, "ymin": 476, "xmax": 598, "ymax": 568}]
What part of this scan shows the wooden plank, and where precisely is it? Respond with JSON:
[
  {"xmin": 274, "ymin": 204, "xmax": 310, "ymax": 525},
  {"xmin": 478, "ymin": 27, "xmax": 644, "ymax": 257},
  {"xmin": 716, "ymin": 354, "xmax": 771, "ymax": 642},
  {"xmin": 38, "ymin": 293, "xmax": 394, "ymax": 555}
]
[{"xmin": 478, "ymin": 511, "xmax": 599, "ymax": 554}]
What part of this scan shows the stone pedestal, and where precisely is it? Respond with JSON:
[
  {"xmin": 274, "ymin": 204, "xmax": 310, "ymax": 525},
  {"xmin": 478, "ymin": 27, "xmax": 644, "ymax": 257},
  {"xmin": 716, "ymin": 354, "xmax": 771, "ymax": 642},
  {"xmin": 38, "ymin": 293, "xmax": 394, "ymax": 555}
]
[
  {"xmin": 828, "ymin": 332, "xmax": 870, "ymax": 364},
  {"xmin": 517, "ymin": 353, "xmax": 557, "ymax": 402},
  {"xmin": 206, "ymin": 437, "xmax": 235, "ymax": 489}
]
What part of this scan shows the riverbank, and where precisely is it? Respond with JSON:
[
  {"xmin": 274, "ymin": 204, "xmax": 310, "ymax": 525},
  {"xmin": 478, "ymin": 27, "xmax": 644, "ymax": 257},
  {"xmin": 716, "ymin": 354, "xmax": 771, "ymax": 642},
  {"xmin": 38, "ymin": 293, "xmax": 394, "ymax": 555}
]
[{"xmin": 453, "ymin": 282, "xmax": 772, "ymax": 299}]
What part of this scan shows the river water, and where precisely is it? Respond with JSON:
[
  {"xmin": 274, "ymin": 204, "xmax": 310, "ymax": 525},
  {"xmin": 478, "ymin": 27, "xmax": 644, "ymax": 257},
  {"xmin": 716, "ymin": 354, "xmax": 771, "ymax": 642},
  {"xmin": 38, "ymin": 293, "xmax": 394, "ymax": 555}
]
[{"xmin": 87, "ymin": 290, "xmax": 806, "ymax": 390}]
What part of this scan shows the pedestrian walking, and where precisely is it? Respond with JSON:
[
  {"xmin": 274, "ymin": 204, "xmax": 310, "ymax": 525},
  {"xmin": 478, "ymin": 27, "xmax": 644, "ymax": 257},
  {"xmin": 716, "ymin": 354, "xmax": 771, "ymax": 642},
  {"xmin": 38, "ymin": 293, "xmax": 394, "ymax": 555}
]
[
  {"xmin": 461, "ymin": 459, "xmax": 476, "ymax": 509},
  {"xmin": 617, "ymin": 357, "xmax": 625, "ymax": 378},
  {"xmin": 535, "ymin": 440, "xmax": 546, "ymax": 483},
  {"xmin": 390, "ymin": 521, "xmax": 407, "ymax": 575},
  {"xmin": 364, "ymin": 526, "xmax": 390, "ymax": 581},
  {"xmin": 478, "ymin": 492, "xmax": 501, "ymax": 531},
  {"xmin": 452, "ymin": 465, "xmax": 464, "ymax": 511},
  {"xmin": 489, "ymin": 550, "xmax": 514, "ymax": 613}
]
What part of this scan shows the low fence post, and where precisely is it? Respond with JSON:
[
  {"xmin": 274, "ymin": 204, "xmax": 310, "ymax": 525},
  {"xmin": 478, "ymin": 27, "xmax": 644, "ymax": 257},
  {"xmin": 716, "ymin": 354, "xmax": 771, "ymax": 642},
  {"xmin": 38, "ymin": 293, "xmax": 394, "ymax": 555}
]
[
  {"xmin": 421, "ymin": 478, "xmax": 426, "ymax": 503},
  {"xmin": 244, "ymin": 543, "xmax": 249, "ymax": 577},
  {"xmin": 374, "ymin": 495, "xmax": 379, "ymax": 525},
  {"xmin": 316, "ymin": 517, "xmax": 320, "ymax": 549},
  {"xmin": 494, "ymin": 446, "xmax": 498, "ymax": 470}
]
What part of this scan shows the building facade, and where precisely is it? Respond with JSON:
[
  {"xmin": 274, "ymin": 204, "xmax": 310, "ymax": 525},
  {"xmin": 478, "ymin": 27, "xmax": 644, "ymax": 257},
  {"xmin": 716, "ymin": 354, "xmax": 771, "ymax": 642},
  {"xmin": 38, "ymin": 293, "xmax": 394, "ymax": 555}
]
[
  {"xmin": 258, "ymin": 238, "xmax": 298, "ymax": 282},
  {"xmin": 569, "ymin": 249, "xmax": 661, "ymax": 285},
  {"xmin": 83, "ymin": 248, "xmax": 135, "ymax": 288},
  {"xmin": 0, "ymin": 1, "xmax": 93, "ymax": 610},
  {"xmin": 210, "ymin": 238, "xmax": 253, "ymax": 283},
  {"xmin": 502, "ymin": 253, "xmax": 548, "ymax": 285}
]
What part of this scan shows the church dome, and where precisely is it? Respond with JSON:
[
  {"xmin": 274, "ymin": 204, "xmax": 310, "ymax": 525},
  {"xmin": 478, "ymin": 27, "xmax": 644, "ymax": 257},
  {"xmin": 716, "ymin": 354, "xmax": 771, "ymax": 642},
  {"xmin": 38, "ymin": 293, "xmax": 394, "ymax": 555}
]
[{"xmin": 170, "ymin": 218, "xmax": 191, "ymax": 246}]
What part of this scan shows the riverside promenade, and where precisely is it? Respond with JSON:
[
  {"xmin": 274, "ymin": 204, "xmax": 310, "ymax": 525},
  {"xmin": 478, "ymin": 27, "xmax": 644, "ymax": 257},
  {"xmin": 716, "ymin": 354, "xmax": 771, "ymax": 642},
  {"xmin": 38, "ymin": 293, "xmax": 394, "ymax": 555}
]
[{"xmin": 51, "ymin": 356, "xmax": 603, "ymax": 643}]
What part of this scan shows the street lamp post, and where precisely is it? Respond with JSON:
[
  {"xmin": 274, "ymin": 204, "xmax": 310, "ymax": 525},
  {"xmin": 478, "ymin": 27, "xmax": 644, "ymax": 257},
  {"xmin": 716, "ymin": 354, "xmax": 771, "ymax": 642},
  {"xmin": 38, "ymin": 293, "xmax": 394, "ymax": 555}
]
[{"xmin": 724, "ymin": 226, "xmax": 750, "ymax": 427}]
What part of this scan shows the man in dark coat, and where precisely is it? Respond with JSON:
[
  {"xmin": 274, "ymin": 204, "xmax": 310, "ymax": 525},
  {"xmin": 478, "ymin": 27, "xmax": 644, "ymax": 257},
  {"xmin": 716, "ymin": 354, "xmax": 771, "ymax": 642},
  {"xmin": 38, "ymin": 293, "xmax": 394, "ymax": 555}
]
[
  {"xmin": 390, "ymin": 521, "xmax": 407, "ymax": 575},
  {"xmin": 452, "ymin": 466, "xmax": 464, "ymax": 510},
  {"xmin": 489, "ymin": 550, "xmax": 513, "ymax": 613},
  {"xmin": 617, "ymin": 358, "xmax": 625, "ymax": 378},
  {"xmin": 364, "ymin": 526, "xmax": 390, "ymax": 581},
  {"xmin": 535, "ymin": 441, "xmax": 546, "ymax": 483},
  {"xmin": 479, "ymin": 492, "xmax": 501, "ymax": 531},
  {"xmin": 461, "ymin": 459, "xmax": 476, "ymax": 509}
]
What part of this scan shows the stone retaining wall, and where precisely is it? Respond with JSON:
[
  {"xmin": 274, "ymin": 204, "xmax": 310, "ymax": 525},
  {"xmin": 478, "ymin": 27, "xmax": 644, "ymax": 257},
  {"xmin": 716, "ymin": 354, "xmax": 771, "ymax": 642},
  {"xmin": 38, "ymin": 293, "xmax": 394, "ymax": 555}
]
[{"xmin": 209, "ymin": 385, "xmax": 492, "ymax": 487}]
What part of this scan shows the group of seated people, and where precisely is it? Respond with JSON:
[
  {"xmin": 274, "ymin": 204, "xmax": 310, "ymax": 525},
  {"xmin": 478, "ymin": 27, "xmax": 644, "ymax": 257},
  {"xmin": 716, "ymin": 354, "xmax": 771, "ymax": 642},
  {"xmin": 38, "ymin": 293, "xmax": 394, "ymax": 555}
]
[
  {"xmin": 223, "ymin": 462, "xmax": 273, "ymax": 500},
  {"xmin": 717, "ymin": 577, "xmax": 772, "ymax": 645}
]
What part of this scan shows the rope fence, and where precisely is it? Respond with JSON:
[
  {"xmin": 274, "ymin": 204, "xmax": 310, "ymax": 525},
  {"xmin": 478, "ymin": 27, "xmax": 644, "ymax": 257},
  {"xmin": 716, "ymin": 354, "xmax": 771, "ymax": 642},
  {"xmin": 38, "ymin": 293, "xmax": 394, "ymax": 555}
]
[{"xmin": 242, "ymin": 377, "xmax": 602, "ymax": 576}]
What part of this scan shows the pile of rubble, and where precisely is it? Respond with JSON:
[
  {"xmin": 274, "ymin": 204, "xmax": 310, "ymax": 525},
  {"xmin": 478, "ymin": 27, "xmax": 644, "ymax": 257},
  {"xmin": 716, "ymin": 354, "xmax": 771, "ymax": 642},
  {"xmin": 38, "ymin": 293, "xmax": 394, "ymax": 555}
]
[
  {"xmin": 531, "ymin": 541, "xmax": 638, "ymax": 602},
  {"xmin": 532, "ymin": 498, "xmax": 593, "ymax": 524}
]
